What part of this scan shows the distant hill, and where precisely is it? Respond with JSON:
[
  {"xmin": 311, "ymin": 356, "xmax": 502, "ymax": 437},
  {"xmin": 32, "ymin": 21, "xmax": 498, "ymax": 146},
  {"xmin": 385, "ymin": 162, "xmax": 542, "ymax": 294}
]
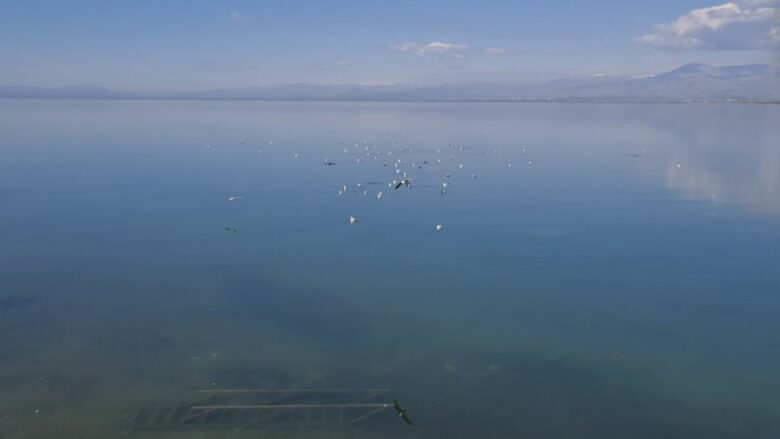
[
  {"xmin": 1, "ymin": 64, "xmax": 777, "ymax": 102},
  {"xmin": 0, "ymin": 85, "xmax": 127, "ymax": 99}
]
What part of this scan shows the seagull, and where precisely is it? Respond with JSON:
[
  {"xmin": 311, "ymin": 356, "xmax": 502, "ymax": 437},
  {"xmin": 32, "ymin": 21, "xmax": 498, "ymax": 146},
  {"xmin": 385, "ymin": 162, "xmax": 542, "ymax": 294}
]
[
  {"xmin": 392, "ymin": 400, "xmax": 414, "ymax": 426},
  {"xmin": 349, "ymin": 215, "xmax": 358, "ymax": 224},
  {"xmin": 394, "ymin": 178, "xmax": 411, "ymax": 190},
  {"xmin": 224, "ymin": 227, "xmax": 239, "ymax": 233},
  {"xmin": 324, "ymin": 159, "xmax": 337, "ymax": 166},
  {"xmin": 377, "ymin": 191, "xmax": 383, "ymax": 199},
  {"xmin": 227, "ymin": 196, "xmax": 243, "ymax": 201},
  {"xmin": 436, "ymin": 224, "xmax": 443, "ymax": 232}
]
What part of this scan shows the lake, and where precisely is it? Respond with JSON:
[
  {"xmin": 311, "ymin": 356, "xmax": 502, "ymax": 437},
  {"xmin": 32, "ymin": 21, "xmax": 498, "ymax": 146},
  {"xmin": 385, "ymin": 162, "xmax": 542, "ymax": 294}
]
[{"xmin": 1, "ymin": 100, "xmax": 779, "ymax": 439}]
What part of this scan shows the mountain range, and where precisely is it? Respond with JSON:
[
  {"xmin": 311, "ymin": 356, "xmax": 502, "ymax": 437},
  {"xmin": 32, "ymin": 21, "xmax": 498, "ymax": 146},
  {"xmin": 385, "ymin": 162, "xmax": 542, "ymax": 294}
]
[{"xmin": 1, "ymin": 64, "xmax": 777, "ymax": 103}]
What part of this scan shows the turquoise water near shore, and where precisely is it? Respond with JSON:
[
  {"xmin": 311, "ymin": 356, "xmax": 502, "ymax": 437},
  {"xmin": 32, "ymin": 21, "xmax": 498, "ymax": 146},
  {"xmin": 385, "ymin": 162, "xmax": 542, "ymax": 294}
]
[{"xmin": 1, "ymin": 100, "xmax": 779, "ymax": 438}]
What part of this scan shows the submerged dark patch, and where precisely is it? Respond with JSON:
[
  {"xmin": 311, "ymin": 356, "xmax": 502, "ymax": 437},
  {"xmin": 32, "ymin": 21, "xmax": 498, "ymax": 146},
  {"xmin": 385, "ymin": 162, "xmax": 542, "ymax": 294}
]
[{"xmin": 0, "ymin": 294, "xmax": 37, "ymax": 311}]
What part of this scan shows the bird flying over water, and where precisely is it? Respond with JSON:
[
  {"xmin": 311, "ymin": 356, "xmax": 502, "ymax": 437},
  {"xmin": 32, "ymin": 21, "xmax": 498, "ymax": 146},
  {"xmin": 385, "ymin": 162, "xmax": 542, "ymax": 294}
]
[{"xmin": 392, "ymin": 400, "xmax": 414, "ymax": 426}]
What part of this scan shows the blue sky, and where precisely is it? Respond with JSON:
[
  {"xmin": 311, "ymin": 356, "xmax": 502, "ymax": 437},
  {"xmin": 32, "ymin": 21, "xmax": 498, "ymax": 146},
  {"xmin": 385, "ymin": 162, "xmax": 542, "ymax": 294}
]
[{"xmin": 0, "ymin": 0, "xmax": 777, "ymax": 90}]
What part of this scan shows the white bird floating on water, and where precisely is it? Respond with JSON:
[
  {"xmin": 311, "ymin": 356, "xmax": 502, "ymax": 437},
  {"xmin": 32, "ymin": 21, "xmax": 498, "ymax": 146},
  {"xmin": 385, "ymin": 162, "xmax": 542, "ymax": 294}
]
[
  {"xmin": 435, "ymin": 224, "xmax": 443, "ymax": 232},
  {"xmin": 377, "ymin": 191, "xmax": 383, "ymax": 199},
  {"xmin": 228, "ymin": 196, "xmax": 243, "ymax": 201},
  {"xmin": 349, "ymin": 215, "xmax": 358, "ymax": 224}
]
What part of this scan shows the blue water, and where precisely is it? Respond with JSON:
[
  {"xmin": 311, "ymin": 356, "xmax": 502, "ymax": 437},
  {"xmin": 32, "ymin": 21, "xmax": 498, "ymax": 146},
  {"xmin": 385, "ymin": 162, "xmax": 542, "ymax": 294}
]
[{"xmin": 1, "ymin": 100, "xmax": 779, "ymax": 438}]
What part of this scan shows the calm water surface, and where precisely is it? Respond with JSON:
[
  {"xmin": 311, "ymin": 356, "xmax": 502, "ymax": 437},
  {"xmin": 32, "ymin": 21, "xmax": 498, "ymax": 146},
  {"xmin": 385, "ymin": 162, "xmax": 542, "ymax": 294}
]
[{"xmin": 1, "ymin": 100, "xmax": 779, "ymax": 438}]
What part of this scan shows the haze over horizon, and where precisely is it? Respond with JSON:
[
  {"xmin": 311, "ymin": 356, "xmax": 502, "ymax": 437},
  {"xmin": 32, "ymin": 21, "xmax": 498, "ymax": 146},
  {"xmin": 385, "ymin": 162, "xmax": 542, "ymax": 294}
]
[{"xmin": 1, "ymin": 0, "xmax": 778, "ymax": 92}]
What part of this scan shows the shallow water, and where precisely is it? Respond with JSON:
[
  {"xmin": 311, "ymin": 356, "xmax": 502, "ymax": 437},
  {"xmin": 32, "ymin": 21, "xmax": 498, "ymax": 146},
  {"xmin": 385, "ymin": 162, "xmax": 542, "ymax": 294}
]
[{"xmin": 1, "ymin": 100, "xmax": 779, "ymax": 438}]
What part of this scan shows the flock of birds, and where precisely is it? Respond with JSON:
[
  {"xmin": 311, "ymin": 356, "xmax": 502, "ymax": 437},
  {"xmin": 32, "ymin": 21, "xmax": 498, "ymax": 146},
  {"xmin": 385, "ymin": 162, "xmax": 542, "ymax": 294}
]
[{"xmin": 219, "ymin": 135, "xmax": 536, "ymax": 235}]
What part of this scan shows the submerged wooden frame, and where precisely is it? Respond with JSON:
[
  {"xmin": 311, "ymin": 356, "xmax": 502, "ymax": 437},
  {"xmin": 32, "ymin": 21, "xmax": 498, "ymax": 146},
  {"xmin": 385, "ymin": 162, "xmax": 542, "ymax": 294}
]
[{"xmin": 130, "ymin": 388, "xmax": 393, "ymax": 429}]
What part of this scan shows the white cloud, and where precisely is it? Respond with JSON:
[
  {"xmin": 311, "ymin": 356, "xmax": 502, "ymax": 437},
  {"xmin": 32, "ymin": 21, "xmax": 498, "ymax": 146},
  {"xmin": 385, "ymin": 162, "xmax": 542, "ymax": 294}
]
[
  {"xmin": 771, "ymin": 26, "xmax": 780, "ymax": 42},
  {"xmin": 393, "ymin": 42, "xmax": 470, "ymax": 57},
  {"xmin": 392, "ymin": 42, "xmax": 508, "ymax": 58},
  {"xmin": 635, "ymin": 0, "xmax": 780, "ymax": 50}
]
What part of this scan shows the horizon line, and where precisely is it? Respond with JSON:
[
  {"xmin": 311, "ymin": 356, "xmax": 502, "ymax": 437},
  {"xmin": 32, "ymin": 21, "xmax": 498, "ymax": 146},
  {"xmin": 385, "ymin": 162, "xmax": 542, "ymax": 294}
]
[{"xmin": 0, "ymin": 96, "xmax": 777, "ymax": 104}]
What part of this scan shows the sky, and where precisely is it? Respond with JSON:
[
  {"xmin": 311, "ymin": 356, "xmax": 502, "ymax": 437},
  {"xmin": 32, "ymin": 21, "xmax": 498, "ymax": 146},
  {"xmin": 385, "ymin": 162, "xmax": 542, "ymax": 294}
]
[{"xmin": 0, "ymin": 0, "xmax": 777, "ymax": 91}]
